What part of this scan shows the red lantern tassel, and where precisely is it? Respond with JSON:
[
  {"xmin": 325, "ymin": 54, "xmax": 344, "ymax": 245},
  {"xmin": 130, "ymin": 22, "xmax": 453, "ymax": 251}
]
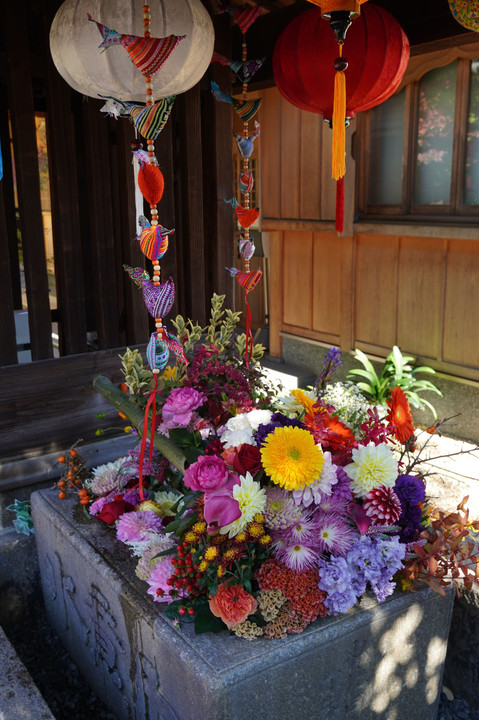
[
  {"xmin": 138, "ymin": 373, "xmax": 158, "ymax": 501},
  {"xmin": 335, "ymin": 176, "xmax": 345, "ymax": 233}
]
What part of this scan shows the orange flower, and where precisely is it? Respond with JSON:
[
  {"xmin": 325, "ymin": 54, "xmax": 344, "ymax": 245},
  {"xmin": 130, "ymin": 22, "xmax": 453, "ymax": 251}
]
[
  {"xmin": 386, "ymin": 387, "xmax": 414, "ymax": 443},
  {"xmin": 208, "ymin": 582, "xmax": 257, "ymax": 627}
]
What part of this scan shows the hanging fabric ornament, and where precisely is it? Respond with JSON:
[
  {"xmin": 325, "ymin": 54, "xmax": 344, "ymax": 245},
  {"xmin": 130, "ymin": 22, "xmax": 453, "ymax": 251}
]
[
  {"xmin": 448, "ymin": 0, "xmax": 479, "ymax": 31},
  {"xmin": 234, "ymin": 121, "xmax": 260, "ymax": 159},
  {"xmin": 123, "ymin": 266, "xmax": 175, "ymax": 318},
  {"xmin": 88, "ymin": 14, "xmax": 185, "ymax": 78},
  {"xmin": 234, "ymin": 205, "xmax": 260, "ymax": 229},
  {"xmin": 229, "ymin": 5, "xmax": 261, "ymax": 34},
  {"xmin": 138, "ymin": 219, "xmax": 175, "ymax": 261},
  {"xmin": 238, "ymin": 171, "xmax": 254, "ymax": 194},
  {"xmin": 100, "ymin": 96, "xmax": 175, "ymax": 140},
  {"xmin": 238, "ymin": 234, "xmax": 256, "ymax": 261},
  {"xmin": 211, "ymin": 54, "xmax": 265, "ymax": 84},
  {"xmin": 147, "ymin": 331, "xmax": 170, "ymax": 372},
  {"xmin": 157, "ymin": 326, "xmax": 188, "ymax": 365},
  {"xmin": 133, "ymin": 149, "xmax": 164, "ymax": 205},
  {"xmin": 210, "ymin": 82, "xmax": 262, "ymax": 122}
]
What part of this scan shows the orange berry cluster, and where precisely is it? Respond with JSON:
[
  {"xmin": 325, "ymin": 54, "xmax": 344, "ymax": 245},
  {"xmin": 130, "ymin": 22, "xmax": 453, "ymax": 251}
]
[{"xmin": 56, "ymin": 446, "xmax": 92, "ymax": 506}]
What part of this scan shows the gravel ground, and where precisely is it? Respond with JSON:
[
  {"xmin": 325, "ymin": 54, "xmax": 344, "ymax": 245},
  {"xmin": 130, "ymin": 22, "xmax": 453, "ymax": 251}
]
[{"xmin": 5, "ymin": 603, "xmax": 478, "ymax": 720}]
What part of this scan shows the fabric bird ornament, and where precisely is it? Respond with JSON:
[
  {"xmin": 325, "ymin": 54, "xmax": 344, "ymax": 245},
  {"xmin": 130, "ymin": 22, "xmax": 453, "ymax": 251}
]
[
  {"xmin": 210, "ymin": 82, "xmax": 262, "ymax": 122},
  {"xmin": 147, "ymin": 332, "xmax": 169, "ymax": 373},
  {"xmin": 88, "ymin": 14, "xmax": 185, "ymax": 78},
  {"xmin": 124, "ymin": 266, "xmax": 175, "ymax": 319},
  {"xmin": 238, "ymin": 171, "xmax": 254, "ymax": 194},
  {"xmin": 234, "ymin": 121, "xmax": 260, "ymax": 159},
  {"xmin": 211, "ymin": 54, "xmax": 265, "ymax": 84},
  {"xmin": 136, "ymin": 217, "xmax": 175, "ymax": 261},
  {"xmin": 100, "ymin": 96, "xmax": 175, "ymax": 141}
]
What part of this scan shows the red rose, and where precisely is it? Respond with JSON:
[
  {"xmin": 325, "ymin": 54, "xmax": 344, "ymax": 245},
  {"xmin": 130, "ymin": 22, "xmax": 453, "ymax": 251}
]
[
  {"xmin": 233, "ymin": 444, "xmax": 262, "ymax": 477},
  {"xmin": 96, "ymin": 495, "xmax": 134, "ymax": 525}
]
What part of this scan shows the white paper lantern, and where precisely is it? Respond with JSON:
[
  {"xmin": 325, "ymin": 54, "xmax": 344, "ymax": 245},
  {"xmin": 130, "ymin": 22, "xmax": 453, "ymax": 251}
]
[{"xmin": 50, "ymin": 0, "xmax": 215, "ymax": 101}]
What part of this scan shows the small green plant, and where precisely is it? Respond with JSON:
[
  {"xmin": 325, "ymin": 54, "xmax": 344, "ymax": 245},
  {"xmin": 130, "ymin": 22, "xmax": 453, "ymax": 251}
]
[
  {"xmin": 7, "ymin": 500, "xmax": 34, "ymax": 536},
  {"xmin": 347, "ymin": 346, "xmax": 442, "ymax": 418}
]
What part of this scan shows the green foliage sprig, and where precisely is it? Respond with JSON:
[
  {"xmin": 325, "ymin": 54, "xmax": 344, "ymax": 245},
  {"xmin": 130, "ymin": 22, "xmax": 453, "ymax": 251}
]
[
  {"xmin": 119, "ymin": 348, "xmax": 155, "ymax": 396},
  {"xmin": 347, "ymin": 346, "xmax": 442, "ymax": 418}
]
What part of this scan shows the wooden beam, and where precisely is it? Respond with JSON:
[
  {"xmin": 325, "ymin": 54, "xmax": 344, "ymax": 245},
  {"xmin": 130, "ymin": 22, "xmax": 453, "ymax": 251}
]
[
  {"xmin": 82, "ymin": 100, "xmax": 121, "ymax": 349},
  {"xmin": 174, "ymin": 85, "xmax": 207, "ymax": 324},
  {"xmin": 201, "ymin": 14, "xmax": 235, "ymax": 309},
  {"xmin": 5, "ymin": 3, "xmax": 53, "ymax": 360}
]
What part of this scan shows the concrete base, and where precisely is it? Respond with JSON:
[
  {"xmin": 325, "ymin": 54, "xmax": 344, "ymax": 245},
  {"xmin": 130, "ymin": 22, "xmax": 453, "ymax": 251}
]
[
  {"xmin": 444, "ymin": 585, "xmax": 479, "ymax": 710},
  {"xmin": 32, "ymin": 488, "xmax": 454, "ymax": 720},
  {"xmin": 0, "ymin": 625, "xmax": 55, "ymax": 720}
]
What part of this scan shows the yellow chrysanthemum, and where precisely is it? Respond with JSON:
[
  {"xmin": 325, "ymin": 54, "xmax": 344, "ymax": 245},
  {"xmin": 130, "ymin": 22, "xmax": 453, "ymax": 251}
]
[
  {"xmin": 260, "ymin": 426, "xmax": 325, "ymax": 491},
  {"xmin": 161, "ymin": 365, "xmax": 177, "ymax": 381},
  {"xmin": 184, "ymin": 531, "xmax": 196, "ymax": 544},
  {"xmin": 204, "ymin": 546, "xmax": 219, "ymax": 561},
  {"xmin": 198, "ymin": 560, "xmax": 208, "ymax": 572},
  {"xmin": 247, "ymin": 522, "xmax": 265, "ymax": 538},
  {"xmin": 193, "ymin": 521, "xmax": 207, "ymax": 535}
]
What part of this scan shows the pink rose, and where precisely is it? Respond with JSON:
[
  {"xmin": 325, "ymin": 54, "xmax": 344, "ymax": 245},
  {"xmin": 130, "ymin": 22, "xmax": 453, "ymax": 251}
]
[
  {"xmin": 161, "ymin": 387, "xmax": 206, "ymax": 429},
  {"xmin": 183, "ymin": 455, "xmax": 232, "ymax": 493}
]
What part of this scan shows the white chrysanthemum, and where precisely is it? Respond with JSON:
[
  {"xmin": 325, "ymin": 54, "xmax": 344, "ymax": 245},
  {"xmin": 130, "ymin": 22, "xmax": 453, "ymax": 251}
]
[
  {"xmin": 87, "ymin": 458, "xmax": 127, "ymax": 495},
  {"xmin": 344, "ymin": 442, "xmax": 398, "ymax": 498},
  {"xmin": 151, "ymin": 490, "xmax": 182, "ymax": 518},
  {"xmin": 220, "ymin": 472, "xmax": 267, "ymax": 537},
  {"xmin": 220, "ymin": 409, "xmax": 272, "ymax": 448},
  {"xmin": 292, "ymin": 451, "xmax": 338, "ymax": 507}
]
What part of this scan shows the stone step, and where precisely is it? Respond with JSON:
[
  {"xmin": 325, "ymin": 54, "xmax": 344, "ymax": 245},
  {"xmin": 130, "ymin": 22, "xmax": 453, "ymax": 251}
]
[{"xmin": 0, "ymin": 625, "xmax": 55, "ymax": 720}]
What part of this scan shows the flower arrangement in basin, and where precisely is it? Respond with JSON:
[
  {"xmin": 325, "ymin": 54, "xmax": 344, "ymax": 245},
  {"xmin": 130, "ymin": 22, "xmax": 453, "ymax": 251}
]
[{"xmin": 56, "ymin": 296, "xmax": 479, "ymax": 639}]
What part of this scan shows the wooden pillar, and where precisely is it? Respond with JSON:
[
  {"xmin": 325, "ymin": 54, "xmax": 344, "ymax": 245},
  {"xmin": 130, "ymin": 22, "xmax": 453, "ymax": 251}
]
[
  {"xmin": 5, "ymin": 3, "xmax": 53, "ymax": 360},
  {"xmin": 0, "ymin": 183, "xmax": 18, "ymax": 365}
]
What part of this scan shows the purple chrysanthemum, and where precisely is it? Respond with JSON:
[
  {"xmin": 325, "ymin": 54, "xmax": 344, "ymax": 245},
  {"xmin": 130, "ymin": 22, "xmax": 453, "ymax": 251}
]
[
  {"xmin": 275, "ymin": 542, "xmax": 320, "ymax": 572},
  {"xmin": 146, "ymin": 556, "xmax": 186, "ymax": 604},
  {"xmin": 136, "ymin": 536, "xmax": 175, "ymax": 581},
  {"xmin": 317, "ymin": 493, "xmax": 350, "ymax": 515},
  {"xmin": 315, "ymin": 511, "xmax": 357, "ymax": 556},
  {"xmin": 264, "ymin": 487, "xmax": 304, "ymax": 530},
  {"xmin": 332, "ymin": 466, "xmax": 354, "ymax": 501},
  {"xmin": 122, "ymin": 488, "xmax": 149, "ymax": 507},
  {"xmin": 116, "ymin": 510, "xmax": 163, "ymax": 543}
]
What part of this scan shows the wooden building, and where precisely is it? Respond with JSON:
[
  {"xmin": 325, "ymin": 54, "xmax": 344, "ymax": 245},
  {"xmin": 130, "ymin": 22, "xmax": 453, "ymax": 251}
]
[{"xmin": 1, "ymin": 0, "xmax": 478, "ymax": 468}]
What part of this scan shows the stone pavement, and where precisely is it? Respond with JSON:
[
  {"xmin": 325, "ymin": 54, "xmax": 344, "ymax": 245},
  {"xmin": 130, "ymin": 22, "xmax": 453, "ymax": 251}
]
[{"xmin": 415, "ymin": 431, "xmax": 479, "ymax": 520}]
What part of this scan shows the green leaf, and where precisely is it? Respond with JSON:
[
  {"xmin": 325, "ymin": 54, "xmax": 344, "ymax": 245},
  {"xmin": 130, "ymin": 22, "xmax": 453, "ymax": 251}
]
[
  {"xmin": 347, "ymin": 368, "xmax": 377, "ymax": 383},
  {"xmin": 391, "ymin": 346, "xmax": 404, "ymax": 379},
  {"xmin": 355, "ymin": 381, "xmax": 375, "ymax": 397},
  {"xmin": 353, "ymin": 349, "xmax": 379, "ymax": 381},
  {"xmin": 194, "ymin": 604, "xmax": 225, "ymax": 634},
  {"xmin": 152, "ymin": 546, "xmax": 177, "ymax": 560},
  {"xmin": 168, "ymin": 428, "xmax": 197, "ymax": 447},
  {"xmin": 414, "ymin": 366, "xmax": 436, "ymax": 375}
]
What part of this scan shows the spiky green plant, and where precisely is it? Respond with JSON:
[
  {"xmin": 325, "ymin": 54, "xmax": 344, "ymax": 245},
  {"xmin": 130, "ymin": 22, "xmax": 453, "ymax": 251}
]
[{"xmin": 347, "ymin": 346, "xmax": 442, "ymax": 418}]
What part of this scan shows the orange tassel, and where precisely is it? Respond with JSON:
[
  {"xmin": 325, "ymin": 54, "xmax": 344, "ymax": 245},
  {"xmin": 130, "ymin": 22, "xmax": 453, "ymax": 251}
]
[{"xmin": 332, "ymin": 46, "xmax": 347, "ymax": 181}]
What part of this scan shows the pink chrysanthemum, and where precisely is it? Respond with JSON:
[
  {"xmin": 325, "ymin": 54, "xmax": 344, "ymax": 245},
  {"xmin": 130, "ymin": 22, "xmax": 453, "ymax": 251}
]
[
  {"xmin": 116, "ymin": 510, "xmax": 163, "ymax": 543},
  {"xmin": 136, "ymin": 537, "xmax": 176, "ymax": 581},
  {"xmin": 281, "ymin": 516, "xmax": 318, "ymax": 545},
  {"xmin": 146, "ymin": 557, "xmax": 186, "ymax": 604},
  {"xmin": 264, "ymin": 487, "xmax": 304, "ymax": 530},
  {"xmin": 316, "ymin": 512, "xmax": 357, "ymax": 556},
  {"xmin": 363, "ymin": 485, "xmax": 402, "ymax": 524}
]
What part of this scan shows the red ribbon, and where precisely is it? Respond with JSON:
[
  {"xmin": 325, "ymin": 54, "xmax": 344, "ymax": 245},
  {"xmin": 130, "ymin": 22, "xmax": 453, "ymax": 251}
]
[
  {"xmin": 335, "ymin": 176, "xmax": 345, "ymax": 234},
  {"xmin": 138, "ymin": 374, "xmax": 158, "ymax": 501},
  {"xmin": 244, "ymin": 291, "xmax": 253, "ymax": 368}
]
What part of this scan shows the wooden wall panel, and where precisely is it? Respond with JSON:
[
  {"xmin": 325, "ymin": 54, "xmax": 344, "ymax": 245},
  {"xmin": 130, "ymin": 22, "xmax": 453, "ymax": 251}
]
[
  {"xmin": 268, "ymin": 231, "xmax": 283, "ymax": 358},
  {"xmin": 261, "ymin": 88, "xmax": 282, "ymax": 219},
  {"xmin": 312, "ymin": 232, "xmax": 341, "ymax": 336},
  {"xmin": 443, "ymin": 239, "xmax": 479, "ymax": 368},
  {"xmin": 300, "ymin": 113, "xmax": 322, "ymax": 219},
  {"xmin": 397, "ymin": 236, "xmax": 445, "ymax": 360},
  {"xmin": 280, "ymin": 101, "xmax": 301, "ymax": 218},
  {"xmin": 354, "ymin": 234, "xmax": 399, "ymax": 349},
  {"xmin": 283, "ymin": 230, "xmax": 313, "ymax": 329}
]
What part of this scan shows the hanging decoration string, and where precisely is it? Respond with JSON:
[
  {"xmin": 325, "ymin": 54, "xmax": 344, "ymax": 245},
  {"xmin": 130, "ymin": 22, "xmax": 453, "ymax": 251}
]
[{"xmin": 332, "ymin": 43, "xmax": 347, "ymax": 182}]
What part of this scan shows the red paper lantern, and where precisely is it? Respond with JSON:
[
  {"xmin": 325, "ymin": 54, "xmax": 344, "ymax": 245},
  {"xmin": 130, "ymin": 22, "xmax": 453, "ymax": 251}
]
[
  {"xmin": 273, "ymin": 3, "xmax": 409, "ymax": 120},
  {"xmin": 273, "ymin": 3, "xmax": 409, "ymax": 232}
]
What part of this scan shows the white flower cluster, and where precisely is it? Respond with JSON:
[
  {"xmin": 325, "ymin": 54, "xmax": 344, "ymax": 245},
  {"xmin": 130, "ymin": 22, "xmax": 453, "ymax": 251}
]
[
  {"xmin": 322, "ymin": 382, "xmax": 371, "ymax": 434},
  {"xmin": 219, "ymin": 409, "xmax": 273, "ymax": 448}
]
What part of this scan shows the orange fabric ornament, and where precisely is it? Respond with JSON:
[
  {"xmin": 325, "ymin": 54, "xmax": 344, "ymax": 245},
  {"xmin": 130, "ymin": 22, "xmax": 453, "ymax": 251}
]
[
  {"xmin": 306, "ymin": 0, "xmax": 368, "ymax": 16},
  {"xmin": 138, "ymin": 163, "xmax": 164, "ymax": 205}
]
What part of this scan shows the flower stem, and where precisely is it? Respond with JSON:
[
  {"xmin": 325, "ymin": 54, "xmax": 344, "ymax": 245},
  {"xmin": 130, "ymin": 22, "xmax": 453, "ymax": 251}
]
[{"xmin": 92, "ymin": 374, "xmax": 185, "ymax": 473}]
